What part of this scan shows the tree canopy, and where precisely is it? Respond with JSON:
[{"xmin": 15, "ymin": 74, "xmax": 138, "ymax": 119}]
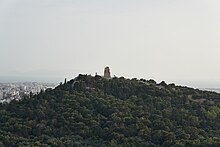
[{"xmin": 1, "ymin": 74, "xmax": 220, "ymax": 146}]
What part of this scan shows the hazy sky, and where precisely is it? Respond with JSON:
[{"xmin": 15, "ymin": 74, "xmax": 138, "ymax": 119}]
[{"xmin": 1, "ymin": 0, "xmax": 220, "ymax": 87}]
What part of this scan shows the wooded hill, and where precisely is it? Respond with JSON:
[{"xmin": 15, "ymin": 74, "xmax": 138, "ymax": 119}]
[{"xmin": 1, "ymin": 74, "xmax": 220, "ymax": 146}]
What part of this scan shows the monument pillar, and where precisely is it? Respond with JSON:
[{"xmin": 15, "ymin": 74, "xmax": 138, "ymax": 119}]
[{"xmin": 104, "ymin": 66, "xmax": 111, "ymax": 79}]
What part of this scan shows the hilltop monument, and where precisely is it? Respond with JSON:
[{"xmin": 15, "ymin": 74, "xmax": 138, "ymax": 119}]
[{"xmin": 104, "ymin": 66, "xmax": 111, "ymax": 79}]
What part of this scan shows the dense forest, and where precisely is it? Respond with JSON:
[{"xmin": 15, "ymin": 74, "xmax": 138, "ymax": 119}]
[{"xmin": 1, "ymin": 74, "xmax": 220, "ymax": 146}]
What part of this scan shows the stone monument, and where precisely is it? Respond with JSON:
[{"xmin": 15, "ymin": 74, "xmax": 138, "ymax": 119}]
[{"xmin": 104, "ymin": 66, "xmax": 111, "ymax": 79}]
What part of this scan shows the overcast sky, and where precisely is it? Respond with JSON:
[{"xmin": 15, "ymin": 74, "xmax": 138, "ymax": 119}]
[{"xmin": 0, "ymin": 0, "xmax": 220, "ymax": 87}]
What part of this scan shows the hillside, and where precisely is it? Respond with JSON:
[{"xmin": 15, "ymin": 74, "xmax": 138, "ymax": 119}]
[{"xmin": 1, "ymin": 74, "xmax": 220, "ymax": 146}]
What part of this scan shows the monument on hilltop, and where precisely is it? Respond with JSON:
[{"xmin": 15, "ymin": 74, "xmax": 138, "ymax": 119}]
[{"xmin": 104, "ymin": 66, "xmax": 111, "ymax": 79}]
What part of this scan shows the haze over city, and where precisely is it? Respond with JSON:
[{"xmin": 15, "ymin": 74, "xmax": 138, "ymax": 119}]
[{"xmin": 1, "ymin": 0, "xmax": 220, "ymax": 88}]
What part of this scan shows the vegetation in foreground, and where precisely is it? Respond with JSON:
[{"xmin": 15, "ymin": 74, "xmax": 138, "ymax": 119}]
[{"xmin": 1, "ymin": 74, "xmax": 220, "ymax": 146}]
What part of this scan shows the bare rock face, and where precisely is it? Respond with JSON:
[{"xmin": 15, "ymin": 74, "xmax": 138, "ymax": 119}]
[{"xmin": 104, "ymin": 66, "xmax": 111, "ymax": 79}]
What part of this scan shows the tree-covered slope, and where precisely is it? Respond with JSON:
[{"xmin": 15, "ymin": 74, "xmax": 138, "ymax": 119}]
[{"xmin": 1, "ymin": 74, "xmax": 220, "ymax": 146}]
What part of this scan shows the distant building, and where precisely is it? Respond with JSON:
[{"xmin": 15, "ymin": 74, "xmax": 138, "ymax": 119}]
[
  {"xmin": 0, "ymin": 92, "xmax": 3, "ymax": 99},
  {"xmin": 104, "ymin": 66, "xmax": 111, "ymax": 79}
]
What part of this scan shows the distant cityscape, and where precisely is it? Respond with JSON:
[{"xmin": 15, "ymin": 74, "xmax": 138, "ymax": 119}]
[{"xmin": 0, "ymin": 82, "xmax": 57, "ymax": 104}]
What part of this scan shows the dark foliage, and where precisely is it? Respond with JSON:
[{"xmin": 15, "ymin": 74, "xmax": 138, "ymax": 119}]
[{"xmin": 1, "ymin": 74, "xmax": 220, "ymax": 146}]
